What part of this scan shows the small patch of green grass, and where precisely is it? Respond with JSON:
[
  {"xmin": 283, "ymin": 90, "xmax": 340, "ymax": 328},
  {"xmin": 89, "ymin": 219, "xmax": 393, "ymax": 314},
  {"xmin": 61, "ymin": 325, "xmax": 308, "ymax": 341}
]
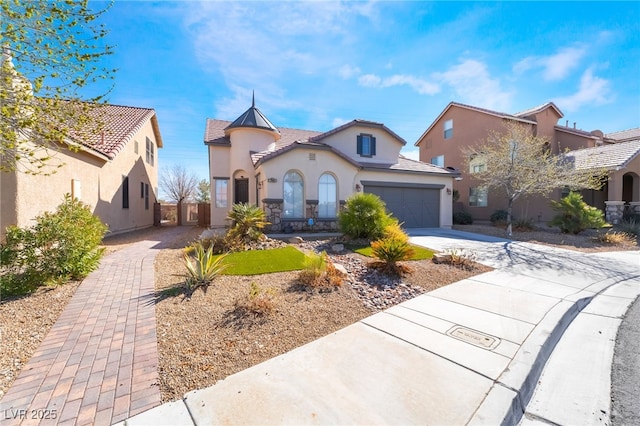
[
  {"xmin": 217, "ymin": 246, "xmax": 306, "ymax": 275},
  {"xmin": 351, "ymin": 244, "xmax": 434, "ymax": 260}
]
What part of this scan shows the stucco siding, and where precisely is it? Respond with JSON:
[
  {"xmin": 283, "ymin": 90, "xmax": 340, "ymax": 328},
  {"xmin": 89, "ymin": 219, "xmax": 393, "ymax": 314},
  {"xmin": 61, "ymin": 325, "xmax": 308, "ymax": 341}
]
[
  {"xmin": 319, "ymin": 125, "xmax": 403, "ymax": 164},
  {"xmin": 1, "ymin": 118, "xmax": 160, "ymax": 238}
]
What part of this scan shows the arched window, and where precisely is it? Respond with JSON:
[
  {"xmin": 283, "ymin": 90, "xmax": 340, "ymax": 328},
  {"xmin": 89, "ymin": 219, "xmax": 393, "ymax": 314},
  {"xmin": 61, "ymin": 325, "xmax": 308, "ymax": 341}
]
[
  {"xmin": 283, "ymin": 171, "xmax": 304, "ymax": 218},
  {"xmin": 318, "ymin": 173, "xmax": 337, "ymax": 218}
]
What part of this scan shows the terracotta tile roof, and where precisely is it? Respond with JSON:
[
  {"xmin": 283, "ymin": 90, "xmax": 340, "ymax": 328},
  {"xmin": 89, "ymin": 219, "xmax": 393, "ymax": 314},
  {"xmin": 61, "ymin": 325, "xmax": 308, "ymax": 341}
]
[
  {"xmin": 605, "ymin": 128, "xmax": 640, "ymax": 142},
  {"xmin": 70, "ymin": 103, "xmax": 161, "ymax": 160},
  {"xmin": 360, "ymin": 155, "xmax": 460, "ymax": 176},
  {"xmin": 204, "ymin": 119, "xmax": 319, "ymax": 147},
  {"xmin": 565, "ymin": 139, "xmax": 640, "ymax": 171}
]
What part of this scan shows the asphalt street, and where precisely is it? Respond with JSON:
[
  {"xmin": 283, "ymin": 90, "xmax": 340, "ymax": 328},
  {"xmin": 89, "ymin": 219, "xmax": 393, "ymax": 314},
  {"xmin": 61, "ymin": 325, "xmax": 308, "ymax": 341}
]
[{"xmin": 611, "ymin": 294, "xmax": 640, "ymax": 426}]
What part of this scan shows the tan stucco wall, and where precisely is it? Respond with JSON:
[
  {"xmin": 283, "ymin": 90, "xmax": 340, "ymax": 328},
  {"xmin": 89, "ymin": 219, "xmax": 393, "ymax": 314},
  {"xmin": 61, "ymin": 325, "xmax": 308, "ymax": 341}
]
[
  {"xmin": 319, "ymin": 125, "xmax": 403, "ymax": 164},
  {"xmin": 1, "ymin": 119, "xmax": 160, "ymax": 238},
  {"xmin": 257, "ymin": 148, "xmax": 358, "ymax": 202},
  {"xmin": 208, "ymin": 145, "xmax": 232, "ymax": 228}
]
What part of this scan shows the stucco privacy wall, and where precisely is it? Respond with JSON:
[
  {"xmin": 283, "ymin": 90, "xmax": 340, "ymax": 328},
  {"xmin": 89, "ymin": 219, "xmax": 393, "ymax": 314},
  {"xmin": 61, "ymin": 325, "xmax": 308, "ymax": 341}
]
[{"xmin": 1, "ymin": 118, "xmax": 160, "ymax": 238}]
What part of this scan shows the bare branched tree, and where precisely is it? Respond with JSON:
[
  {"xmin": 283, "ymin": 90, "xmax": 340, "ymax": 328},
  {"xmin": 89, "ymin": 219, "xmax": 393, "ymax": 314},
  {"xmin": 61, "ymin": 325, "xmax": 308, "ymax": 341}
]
[
  {"xmin": 159, "ymin": 165, "xmax": 199, "ymax": 203},
  {"xmin": 463, "ymin": 122, "xmax": 607, "ymax": 236}
]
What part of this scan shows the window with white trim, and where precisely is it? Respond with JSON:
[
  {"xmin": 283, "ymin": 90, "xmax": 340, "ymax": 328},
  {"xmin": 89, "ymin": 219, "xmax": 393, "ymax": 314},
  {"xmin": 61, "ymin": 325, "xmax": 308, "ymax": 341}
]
[
  {"xmin": 430, "ymin": 155, "xmax": 444, "ymax": 167},
  {"xmin": 283, "ymin": 171, "xmax": 304, "ymax": 218},
  {"xmin": 214, "ymin": 179, "xmax": 228, "ymax": 208},
  {"xmin": 146, "ymin": 137, "xmax": 155, "ymax": 166},
  {"xmin": 444, "ymin": 119, "xmax": 453, "ymax": 139},
  {"xmin": 318, "ymin": 173, "xmax": 337, "ymax": 218}
]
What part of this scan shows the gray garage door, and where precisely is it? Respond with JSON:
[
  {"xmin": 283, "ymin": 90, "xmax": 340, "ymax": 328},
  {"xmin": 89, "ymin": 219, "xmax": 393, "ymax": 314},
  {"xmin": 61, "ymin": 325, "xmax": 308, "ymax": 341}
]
[{"xmin": 363, "ymin": 182, "xmax": 442, "ymax": 228}]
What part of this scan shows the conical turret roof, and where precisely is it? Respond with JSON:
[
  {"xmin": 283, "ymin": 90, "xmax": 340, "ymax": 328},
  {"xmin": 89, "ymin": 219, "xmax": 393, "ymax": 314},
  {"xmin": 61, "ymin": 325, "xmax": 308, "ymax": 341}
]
[{"xmin": 224, "ymin": 93, "xmax": 280, "ymax": 136}]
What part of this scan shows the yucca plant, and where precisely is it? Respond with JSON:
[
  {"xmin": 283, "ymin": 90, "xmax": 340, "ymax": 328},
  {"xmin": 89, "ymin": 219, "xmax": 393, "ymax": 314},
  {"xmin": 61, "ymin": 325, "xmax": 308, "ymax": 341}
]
[
  {"xmin": 183, "ymin": 242, "xmax": 229, "ymax": 294},
  {"xmin": 226, "ymin": 203, "xmax": 270, "ymax": 242},
  {"xmin": 370, "ymin": 237, "xmax": 414, "ymax": 276}
]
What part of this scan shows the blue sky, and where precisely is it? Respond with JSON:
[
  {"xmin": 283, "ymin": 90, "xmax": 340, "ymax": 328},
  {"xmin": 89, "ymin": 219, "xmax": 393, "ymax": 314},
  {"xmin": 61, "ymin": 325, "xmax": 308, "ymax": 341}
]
[{"xmin": 95, "ymin": 1, "xmax": 640, "ymax": 182}]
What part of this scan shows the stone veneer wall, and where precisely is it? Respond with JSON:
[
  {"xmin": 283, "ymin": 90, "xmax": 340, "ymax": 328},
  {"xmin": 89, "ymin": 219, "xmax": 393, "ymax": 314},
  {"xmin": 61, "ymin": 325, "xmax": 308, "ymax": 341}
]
[{"xmin": 262, "ymin": 198, "xmax": 346, "ymax": 232}]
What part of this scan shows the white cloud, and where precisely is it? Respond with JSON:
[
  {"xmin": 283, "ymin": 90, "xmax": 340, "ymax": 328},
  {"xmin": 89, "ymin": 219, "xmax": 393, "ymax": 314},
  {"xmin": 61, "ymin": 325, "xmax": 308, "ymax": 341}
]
[
  {"xmin": 554, "ymin": 68, "xmax": 612, "ymax": 112},
  {"xmin": 332, "ymin": 117, "xmax": 350, "ymax": 128},
  {"xmin": 400, "ymin": 147, "xmax": 420, "ymax": 161},
  {"xmin": 339, "ymin": 65, "xmax": 361, "ymax": 79},
  {"xmin": 434, "ymin": 59, "xmax": 512, "ymax": 110},
  {"xmin": 514, "ymin": 46, "xmax": 586, "ymax": 81},
  {"xmin": 358, "ymin": 73, "xmax": 440, "ymax": 95}
]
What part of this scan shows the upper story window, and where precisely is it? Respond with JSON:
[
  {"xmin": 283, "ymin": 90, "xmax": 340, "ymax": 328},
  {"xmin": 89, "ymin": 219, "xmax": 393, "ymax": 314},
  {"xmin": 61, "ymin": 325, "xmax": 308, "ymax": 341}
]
[
  {"xmin": 357, "ymin": 134, "xmax": 376, "ymax": 157},
  {"xmin": 146, "ymin": 137, "xmax": 155, "ymax": 166},
  {"xmin": 283, "ymin": 171, "xmax": 304, "ymax": 218},
  {"xmin": 430, "ymin": 155, "xmax": 444, "ymax": 167},
  {"xmin": 444, "ymin": 119, "xmax": 453, "ymax": 139},
  {"xmin": 469, "ymin": 154, "xmax": 486, "ymax": 173},
  {"xmin": 318, "ymin": 173, "xmax": 337, "ymax": 218}
]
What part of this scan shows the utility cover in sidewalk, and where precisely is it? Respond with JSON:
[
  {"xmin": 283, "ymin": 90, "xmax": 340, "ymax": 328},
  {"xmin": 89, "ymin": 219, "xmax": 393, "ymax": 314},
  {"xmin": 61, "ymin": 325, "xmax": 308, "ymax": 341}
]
[{"xmin": 447, "ymin": 326, "xmax": 500, "ymax": 350}]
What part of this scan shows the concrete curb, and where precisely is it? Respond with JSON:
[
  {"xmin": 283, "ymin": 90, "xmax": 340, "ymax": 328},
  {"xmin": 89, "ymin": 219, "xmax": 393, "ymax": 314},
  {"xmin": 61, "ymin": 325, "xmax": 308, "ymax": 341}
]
[{"xmin": 470, "ymin": 274, "xmax": 640, "ymax": 425}]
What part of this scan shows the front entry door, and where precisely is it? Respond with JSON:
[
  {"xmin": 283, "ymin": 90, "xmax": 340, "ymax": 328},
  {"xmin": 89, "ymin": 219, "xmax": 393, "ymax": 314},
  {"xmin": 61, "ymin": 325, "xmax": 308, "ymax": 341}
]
[{"xmin": 234, "ymin": 178, "xmax": 249, "ymax": 204}]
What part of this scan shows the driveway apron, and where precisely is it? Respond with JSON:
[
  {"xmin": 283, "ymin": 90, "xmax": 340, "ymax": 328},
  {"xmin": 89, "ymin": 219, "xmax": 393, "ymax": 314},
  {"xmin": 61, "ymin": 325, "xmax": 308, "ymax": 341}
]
[{"xmin": 0, "ymin": 227, "xmax": 185, "ymax": 426}]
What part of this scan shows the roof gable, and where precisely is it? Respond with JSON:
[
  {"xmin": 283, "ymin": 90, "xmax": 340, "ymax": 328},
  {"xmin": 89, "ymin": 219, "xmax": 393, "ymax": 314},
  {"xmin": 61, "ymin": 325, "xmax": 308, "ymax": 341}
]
[
  {"xmin": 309, "ymin": 119, "xmax": 407, "ymax": 146},
  {"xmin": 415, "ymin": 101, "xmax": 537, "ymax": 146}
]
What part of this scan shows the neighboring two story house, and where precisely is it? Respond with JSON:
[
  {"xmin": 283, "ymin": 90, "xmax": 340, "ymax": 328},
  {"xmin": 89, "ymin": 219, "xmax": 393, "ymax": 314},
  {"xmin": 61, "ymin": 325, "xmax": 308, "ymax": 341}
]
[
  {"xmin": 415, "ymin": 101, "xmax": 640, "ymax": 223},
  {"xmin": 1, "ymin": 103, "xmax": 163, "ymax": 237},
  {"xmin": 205, "ymin": 98, "xmax": 460, "ymax": 231}
]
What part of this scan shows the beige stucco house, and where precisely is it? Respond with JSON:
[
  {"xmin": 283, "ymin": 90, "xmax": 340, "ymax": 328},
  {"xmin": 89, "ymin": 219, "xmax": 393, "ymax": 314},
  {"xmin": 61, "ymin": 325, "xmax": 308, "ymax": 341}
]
[
  {"xmin": 205, "ymin": 99, "xmax": 460, "ymax": 232},
  {"xmin": 415, "ymin": 101, "xmax": 640, "ymax": 223},
  {"xmin": 1, "ymin": 103, "xmax": 163, "ymax": 238}
]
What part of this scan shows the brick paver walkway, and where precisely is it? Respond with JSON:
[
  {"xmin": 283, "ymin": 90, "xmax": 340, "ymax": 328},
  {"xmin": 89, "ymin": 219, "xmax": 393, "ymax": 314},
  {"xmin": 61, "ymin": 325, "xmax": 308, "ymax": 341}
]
[{"xmin": 0, "ymin": 227, "xmax": 187, "ymax": 425}]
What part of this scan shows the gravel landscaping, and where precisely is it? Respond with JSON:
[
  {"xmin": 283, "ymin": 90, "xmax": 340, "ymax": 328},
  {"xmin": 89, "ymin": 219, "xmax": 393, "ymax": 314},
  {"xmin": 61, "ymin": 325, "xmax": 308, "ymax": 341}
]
[{"xmin": 1, "ymin": 223, "xmax": 636, "ymax": 402}]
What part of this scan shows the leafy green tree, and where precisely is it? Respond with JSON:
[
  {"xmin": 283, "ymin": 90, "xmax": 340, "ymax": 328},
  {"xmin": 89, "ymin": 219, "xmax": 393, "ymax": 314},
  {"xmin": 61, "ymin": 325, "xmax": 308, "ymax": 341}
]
[
  {"xmin": 0, "ymin": 0, "xmax": 115, "ymax": 174},
  {"xmin": 195, "ymin": 179, "xmax": 210, "ymax": 203},
  {"xmin": 463, "ymin": 122, "xmax": 606, "ymax": 236}
]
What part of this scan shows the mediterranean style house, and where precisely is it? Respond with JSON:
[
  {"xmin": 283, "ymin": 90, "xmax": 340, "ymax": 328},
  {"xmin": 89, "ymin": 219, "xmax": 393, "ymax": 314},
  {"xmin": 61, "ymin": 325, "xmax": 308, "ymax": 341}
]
[
  {"xmin": 205, "ymin": 98, "xmax": 460, "ymax": 232},
  {"xmin": 0, "ymin": 103, "xmax": 163, "ymax": 238},
  {"xmin": 415, "ymin": 101, "xmax": 640, "ymax": 223}
]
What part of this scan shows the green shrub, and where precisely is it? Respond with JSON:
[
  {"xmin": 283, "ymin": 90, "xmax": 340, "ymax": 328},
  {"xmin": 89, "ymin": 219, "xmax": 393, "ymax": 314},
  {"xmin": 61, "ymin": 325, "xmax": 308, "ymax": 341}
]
[
  {"xmin": 338, "ymin": 193, "xmax": 395, "ymax": 240},
  {"xmin": 183, "ymin": 242, "xmax": 229, "ymax": 294},
  {"xmin": 298, "ymin": 251, "xmax": 327, "ymax": 286},
  {"xmin": 490, "ymin": 209, "xmax": 509, "ymax": 225},
  {"xmin": 1, "ymin": 195, "xmax": 107, "ymax": 295},
  {"xmin": 370, "ymin": 237, "xmax": 415, "ymax": 276},
  {"xmin": 381, "ymin": 222, "xmax": 409, "ymax": 243},
  {"xmin": 226, "ymin": 203, "xmax": 270, "ymax": 242},
  {"xmin": 453, "ymin": 211, "xmax": 473, "ymax": 225},
  {"xmin": 513, "ymin": 217, "xmax": 535, "ymax": 231},
  {"xmin": 619, "ymin": 219, "xmax": 640, "ymax": 237},
  {"xmin": 549, "ymin": 192, "xmax": 606, "ymax": 234}
]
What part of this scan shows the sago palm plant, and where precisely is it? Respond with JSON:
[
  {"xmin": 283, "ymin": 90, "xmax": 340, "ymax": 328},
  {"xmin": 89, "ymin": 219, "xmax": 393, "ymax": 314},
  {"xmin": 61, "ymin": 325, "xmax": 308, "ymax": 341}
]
[{"xmin": 226, "ymin": 203, "xmax": 270, "ymax": 242}]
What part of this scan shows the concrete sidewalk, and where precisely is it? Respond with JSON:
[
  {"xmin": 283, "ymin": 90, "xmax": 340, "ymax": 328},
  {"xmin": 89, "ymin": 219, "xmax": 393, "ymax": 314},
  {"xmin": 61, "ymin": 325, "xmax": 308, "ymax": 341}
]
[{"xmin": 119, "ymin": 229, "xmax": 640, "ymax": 426}]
